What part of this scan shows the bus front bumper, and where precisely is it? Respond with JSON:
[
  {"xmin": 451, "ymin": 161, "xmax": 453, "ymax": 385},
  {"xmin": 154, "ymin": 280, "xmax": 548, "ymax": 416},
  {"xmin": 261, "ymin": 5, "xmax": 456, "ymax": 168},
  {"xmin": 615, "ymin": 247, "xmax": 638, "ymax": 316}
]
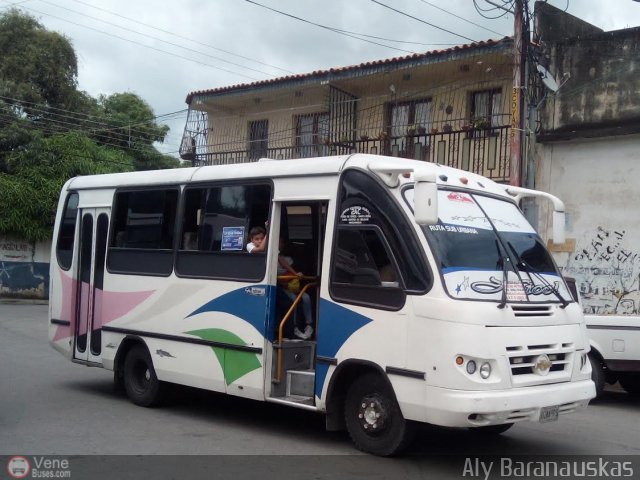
[{"xmin": 422, "ymin": 379, "xmax": 595, "ymax": 428}]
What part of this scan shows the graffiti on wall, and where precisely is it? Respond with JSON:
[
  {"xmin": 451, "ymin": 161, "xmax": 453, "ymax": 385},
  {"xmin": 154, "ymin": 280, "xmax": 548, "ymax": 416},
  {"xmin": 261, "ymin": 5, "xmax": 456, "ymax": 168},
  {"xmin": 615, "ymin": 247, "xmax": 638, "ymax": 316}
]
[
  {"xmin": 0, "ymin": 238, "xmax": 48, "ymax": 299},
  {"xmin": 0, "ymin": 240, "xmax": 33, "ymax": 262},
  {"xmin": 562, "ymin": 227, "xmax": 640, "ymax": 315}
]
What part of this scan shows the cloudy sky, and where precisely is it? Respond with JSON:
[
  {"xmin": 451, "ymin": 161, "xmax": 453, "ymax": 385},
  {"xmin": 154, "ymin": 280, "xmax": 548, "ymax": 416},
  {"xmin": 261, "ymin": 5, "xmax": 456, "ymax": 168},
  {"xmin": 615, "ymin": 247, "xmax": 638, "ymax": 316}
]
[{"xmin": 2, "ymin": 0, "xmax": 639, "ymax": 156}]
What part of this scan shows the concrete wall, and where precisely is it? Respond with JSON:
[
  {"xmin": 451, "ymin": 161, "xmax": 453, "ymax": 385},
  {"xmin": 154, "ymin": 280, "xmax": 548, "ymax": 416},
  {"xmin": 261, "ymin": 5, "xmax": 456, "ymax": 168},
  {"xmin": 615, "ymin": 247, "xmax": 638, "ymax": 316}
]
[
  {"xmin": 535, "ymin": 135, "xmax": 640, "ymax": 316},
  {"xmin": 0, "ymin": 237, "xmax": 51, "ymax": 299}
]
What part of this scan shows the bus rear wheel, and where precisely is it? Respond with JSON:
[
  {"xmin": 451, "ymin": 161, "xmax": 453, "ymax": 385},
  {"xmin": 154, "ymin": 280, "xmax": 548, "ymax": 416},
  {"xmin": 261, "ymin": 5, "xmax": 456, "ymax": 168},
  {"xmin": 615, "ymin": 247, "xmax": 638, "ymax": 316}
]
[
  {"xmin": 124, "ymin": 345, "xmax": 165, "ymax": 407},
  {"xmin": 344, "ymin": 373, "xmax": 414, "ymax": 456}
]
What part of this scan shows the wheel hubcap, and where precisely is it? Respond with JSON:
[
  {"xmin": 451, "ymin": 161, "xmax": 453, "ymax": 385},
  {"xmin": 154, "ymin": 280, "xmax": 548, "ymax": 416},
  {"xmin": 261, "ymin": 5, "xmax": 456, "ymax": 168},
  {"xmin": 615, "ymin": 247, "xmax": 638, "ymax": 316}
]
[{"xmin": 357, "ymin": 395, "xmax": 388, "ymax": 434}]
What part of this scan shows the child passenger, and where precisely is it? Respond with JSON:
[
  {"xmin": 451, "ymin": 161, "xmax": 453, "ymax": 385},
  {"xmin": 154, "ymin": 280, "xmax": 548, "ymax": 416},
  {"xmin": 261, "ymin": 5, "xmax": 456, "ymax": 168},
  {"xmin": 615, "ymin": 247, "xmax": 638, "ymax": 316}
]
[{"xmin": 277, "ymin": 238, "xmax": 313, "ymax": 340}]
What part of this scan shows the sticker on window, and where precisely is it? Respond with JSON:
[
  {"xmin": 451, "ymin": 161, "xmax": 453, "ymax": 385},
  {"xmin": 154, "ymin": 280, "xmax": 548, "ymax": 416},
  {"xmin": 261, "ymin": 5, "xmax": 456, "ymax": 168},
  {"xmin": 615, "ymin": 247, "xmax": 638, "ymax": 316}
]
[
  {"xmin": 340, "ymin": 206, "xmax": 372, "ymax": 225},
  {"xmin": 221, "ymin": 226, "xmax": 245, "ymax": 251}
]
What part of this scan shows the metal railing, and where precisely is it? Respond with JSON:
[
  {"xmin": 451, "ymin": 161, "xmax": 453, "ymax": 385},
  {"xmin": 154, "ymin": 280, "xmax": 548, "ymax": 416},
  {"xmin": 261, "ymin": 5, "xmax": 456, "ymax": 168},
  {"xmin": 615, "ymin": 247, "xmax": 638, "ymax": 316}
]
[{"xmin": 194, "ymin": 125, "xmax": 511, "ymax": 182}]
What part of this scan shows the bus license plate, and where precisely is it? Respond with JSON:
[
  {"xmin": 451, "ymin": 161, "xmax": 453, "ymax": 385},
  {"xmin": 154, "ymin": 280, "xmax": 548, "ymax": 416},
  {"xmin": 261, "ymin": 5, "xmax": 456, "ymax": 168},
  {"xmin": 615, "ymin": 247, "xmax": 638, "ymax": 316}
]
[{"xmin": 539, "ymin": 405, "xmax": 559, "ymax": 423}]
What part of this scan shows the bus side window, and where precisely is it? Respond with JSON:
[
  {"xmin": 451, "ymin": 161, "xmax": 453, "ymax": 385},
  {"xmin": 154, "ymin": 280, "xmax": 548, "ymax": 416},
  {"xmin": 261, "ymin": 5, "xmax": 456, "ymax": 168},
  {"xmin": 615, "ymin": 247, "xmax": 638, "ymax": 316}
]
[
  {"xmin": 175, "ymin": 183, "xmax": 272, "ymax": 280},
  {"xmin": 56, "ymin": 192, "xmax": 79, "ymax": 270}
]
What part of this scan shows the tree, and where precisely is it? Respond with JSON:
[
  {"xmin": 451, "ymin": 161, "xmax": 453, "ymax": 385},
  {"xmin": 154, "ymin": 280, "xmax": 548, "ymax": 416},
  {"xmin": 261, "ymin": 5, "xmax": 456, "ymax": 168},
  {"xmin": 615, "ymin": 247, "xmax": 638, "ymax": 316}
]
[
  {"xmin": 0, "ymin": 132, "xmax": 133, "ymax": 240},
  {"xmin": 0, "ymin": 10, "xmax": 181, "ymax": 241}
]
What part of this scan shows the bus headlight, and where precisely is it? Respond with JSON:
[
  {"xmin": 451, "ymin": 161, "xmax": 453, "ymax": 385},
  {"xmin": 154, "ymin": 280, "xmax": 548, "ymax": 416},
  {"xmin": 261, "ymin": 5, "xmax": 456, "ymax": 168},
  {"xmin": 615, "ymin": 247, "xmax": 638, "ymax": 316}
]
[{"xmin": 479, "ymin": 362, "xmax": 492, "ymax": 379}]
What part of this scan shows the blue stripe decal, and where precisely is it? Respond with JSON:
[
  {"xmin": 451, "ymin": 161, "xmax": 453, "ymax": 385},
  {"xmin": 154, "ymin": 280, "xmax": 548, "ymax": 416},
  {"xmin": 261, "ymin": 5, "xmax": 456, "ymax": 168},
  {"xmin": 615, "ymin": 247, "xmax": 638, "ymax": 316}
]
[
  {"xmin": 187, "ymin": 285, "xmax": 271, "ymax": 336},
  {"xmin": 314, "ymin": 299, "xmax": 372, "ymax": 398}
]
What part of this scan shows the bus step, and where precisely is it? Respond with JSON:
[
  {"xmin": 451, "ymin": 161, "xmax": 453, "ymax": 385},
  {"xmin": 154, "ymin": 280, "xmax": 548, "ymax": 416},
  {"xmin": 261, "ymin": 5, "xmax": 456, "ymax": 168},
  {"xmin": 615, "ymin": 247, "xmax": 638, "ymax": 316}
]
[
  {"xmin": 281, "ymin": 394, "xmax": 314, "ymax": 406},
  {"xmin": 287, "ymin": 369, "xmax": 315, "ymax": 397}
]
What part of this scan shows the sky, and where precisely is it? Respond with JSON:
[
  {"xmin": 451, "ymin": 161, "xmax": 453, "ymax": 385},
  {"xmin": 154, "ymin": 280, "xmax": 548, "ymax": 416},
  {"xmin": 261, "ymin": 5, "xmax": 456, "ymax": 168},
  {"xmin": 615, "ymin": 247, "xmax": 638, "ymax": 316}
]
[{"xmin": 2, "ymin": 0, "xmax": 640, "ymax": 157}]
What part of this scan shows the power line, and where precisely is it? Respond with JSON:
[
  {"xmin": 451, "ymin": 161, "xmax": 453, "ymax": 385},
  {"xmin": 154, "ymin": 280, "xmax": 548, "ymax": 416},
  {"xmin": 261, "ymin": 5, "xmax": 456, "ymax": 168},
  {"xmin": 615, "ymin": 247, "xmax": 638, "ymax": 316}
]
[
  {"xmin": 0, "ymin": 94, "xmax": 187, "ymax": 139},
  {"xmin": 416, "ymin": 0, "xmax": 506, "ymax": 36},
  {"xmin": 244, "ymin": 0, "xmax": 417, "ymax": 54},
  {"xmin": 14, "ymin": 4, "xmax": 261, "ymax": 81},
  {"xmin": 68, "ymin": 0, "xmax": 295, "ymax": 75},
  {"xmin": 37, "ymin": 0, "xmax": 279, "ymax": 78},
  {"xmin": 370, "ymin": 0, "xmax": 478, "ymax": 43}
]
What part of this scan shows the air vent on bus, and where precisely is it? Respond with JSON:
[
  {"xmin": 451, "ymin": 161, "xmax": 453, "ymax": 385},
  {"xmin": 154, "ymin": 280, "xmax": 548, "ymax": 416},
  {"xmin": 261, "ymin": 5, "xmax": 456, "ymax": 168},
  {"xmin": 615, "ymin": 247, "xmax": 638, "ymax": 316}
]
[{"xmin": 510, "ymin": 305, "xmax": 553, "ymax": 317}]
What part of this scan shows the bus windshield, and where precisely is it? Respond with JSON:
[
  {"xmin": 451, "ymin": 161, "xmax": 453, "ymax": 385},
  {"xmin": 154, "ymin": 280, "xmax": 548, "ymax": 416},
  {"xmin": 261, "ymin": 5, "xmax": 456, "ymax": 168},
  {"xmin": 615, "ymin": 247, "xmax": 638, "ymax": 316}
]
[{"xmin": 404, "ymin": 188, "xmax": 571, "ymax": 303}]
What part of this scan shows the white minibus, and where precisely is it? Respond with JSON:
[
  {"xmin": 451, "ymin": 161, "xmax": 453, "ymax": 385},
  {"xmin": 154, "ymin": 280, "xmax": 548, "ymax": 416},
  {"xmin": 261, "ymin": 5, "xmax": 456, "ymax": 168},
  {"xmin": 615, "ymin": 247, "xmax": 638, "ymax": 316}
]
[{"xmin": 49, "ymin": 154, "xmax": 595, "ymax": 455}]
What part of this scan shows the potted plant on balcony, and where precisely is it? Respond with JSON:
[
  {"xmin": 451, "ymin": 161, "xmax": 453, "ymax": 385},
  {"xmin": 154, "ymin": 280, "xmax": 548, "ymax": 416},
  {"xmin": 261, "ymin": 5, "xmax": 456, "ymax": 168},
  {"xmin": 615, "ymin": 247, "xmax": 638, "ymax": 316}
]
[
  {"xmin": 417, "ymin": 125, "xmax": 427, "ymax": 135},
  {"xmin": 406, "ymin": 124, "xmax": 417, "ymax": 136},
  {"xmin": 472, "ymin": 118, "xmax": 491, "ymax": 130},
  {"xmin": 443, "ymin": 124, "xmax": 453, "ymax": 133}
]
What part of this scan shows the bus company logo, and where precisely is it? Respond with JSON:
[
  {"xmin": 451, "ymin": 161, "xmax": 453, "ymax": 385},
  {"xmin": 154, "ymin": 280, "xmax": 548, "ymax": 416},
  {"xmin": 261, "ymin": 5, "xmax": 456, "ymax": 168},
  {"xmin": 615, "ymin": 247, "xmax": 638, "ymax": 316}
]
[
  {"xmin": 7, "ymin": 456, "xmax": 30, "ymax": 479},
  {"xmin": 447, "ymin": 192, "xmax": 473, "ymax": 204}
]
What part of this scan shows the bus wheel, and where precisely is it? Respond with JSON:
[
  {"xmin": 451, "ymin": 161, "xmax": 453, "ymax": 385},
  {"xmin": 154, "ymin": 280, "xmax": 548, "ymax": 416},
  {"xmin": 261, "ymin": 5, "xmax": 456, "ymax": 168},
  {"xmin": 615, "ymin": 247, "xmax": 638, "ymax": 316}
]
[
  {"xmin": 344, "ymin": 373, "xmax": 413, "ymax": 456},
  {"xmin": 619, "ymin": 373, "xmax": 640, "ymax": 397},
  {"xmin": 468, "ymin": 423, "xmax": 513, "ymax": 435},
  {"xmin": 589, "ymin": 353, "xmax": 605, "ymax": 398},
  {"xmin": 124, "ymin": 345, "xmax": 165, "ymax": 407}
]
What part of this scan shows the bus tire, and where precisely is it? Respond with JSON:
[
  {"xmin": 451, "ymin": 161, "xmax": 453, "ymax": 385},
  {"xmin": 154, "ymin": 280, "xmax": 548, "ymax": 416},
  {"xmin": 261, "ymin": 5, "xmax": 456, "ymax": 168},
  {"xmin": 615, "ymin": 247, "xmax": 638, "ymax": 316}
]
[
  {"xmin": 589, "ymin": 353, "xmax": 605, "ymax": 398},
  {"xmin": 123, "ymin": 345, "xmax": 165, "ymax": 407},
  {"xmin": 619, "ymin": 373, "xmax": 640, "ymax": 397},
  {"xmin": 344, "ymin": 373, "xmax": 414, "ymax": 456},
  {"xmin": 468, "ymin": 423, "xmax": 513, "ymax": 435}
]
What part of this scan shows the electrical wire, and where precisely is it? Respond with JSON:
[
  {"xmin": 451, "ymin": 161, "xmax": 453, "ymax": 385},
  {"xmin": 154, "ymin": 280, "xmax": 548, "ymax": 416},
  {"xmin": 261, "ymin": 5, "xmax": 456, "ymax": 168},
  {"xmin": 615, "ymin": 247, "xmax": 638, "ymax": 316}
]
[
  {"xmin": 68, "ymin": 0, "xmax": 295, "ymax": 74},
  {"xmin": 417, "ymin": 0, "xmax": 506, "ymax": 36},
  {"xmin": 370, "ymin": 0, "xmax": 478, "ymax": 43},
  {"xmin": 12, "ymin": 4, "xmax": 261, "ymax": 81},
  {"xmin": 37, "ymin": 0, "xmax": 279, "ymax": 78},
  {"xmin": 244, "ymin": 0, "xmax": 417, "ymax": 54}
]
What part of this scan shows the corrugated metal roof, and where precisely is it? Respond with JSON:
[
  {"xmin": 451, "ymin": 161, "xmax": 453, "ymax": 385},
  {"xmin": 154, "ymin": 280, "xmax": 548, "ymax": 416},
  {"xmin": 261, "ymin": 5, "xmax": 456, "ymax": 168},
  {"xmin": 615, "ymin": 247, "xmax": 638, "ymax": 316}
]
[{"xmin": 185, "ymin": 37, "xmax": 512, "ymax": 104}]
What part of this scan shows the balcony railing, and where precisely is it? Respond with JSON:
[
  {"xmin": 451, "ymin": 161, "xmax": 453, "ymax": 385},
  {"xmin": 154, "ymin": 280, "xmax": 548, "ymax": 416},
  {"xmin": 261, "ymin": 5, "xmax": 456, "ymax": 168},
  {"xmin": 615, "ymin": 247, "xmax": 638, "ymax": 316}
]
[{"xmin": 194, "ymin": 125, "xmax": 511, "ymax": 183}]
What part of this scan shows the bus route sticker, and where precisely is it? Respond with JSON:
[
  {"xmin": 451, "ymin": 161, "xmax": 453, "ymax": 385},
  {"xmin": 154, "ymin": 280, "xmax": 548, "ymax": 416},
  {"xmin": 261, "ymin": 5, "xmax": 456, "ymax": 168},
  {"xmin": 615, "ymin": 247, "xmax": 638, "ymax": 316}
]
[
  {"xmin": 221, "ymin": 226, "xmax": 245, "ymax": 251},
  {"xmin": 506, "ymin": 281, "xmax": 527, "ymax": 302},
  {"xmin": 340, "ymin": 206, "xmax": 371, "ymax": 225}
]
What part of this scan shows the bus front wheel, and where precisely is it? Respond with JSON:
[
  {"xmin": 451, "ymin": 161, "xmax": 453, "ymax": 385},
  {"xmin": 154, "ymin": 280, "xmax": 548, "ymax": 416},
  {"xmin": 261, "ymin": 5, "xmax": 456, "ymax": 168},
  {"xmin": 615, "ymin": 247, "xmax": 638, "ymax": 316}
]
[
  {"xmin": 344, "ymin": 373, "xmax": 414, "ymax": 456},
  {"xmin": 124, "ymin": 345, "xmax": 165, "ymax": 407}
]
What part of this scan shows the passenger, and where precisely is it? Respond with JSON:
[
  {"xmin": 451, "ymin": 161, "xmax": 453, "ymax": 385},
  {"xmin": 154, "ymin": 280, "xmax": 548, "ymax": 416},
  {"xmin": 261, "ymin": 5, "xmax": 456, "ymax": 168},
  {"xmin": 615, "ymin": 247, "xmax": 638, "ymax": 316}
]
[
  {"xmin": 278, "ymin": 238, "xmax": 314, "ymax": 340},
  {"xmin": 246, "ymin": 226, "xmax": 267, "ymax": 253}
]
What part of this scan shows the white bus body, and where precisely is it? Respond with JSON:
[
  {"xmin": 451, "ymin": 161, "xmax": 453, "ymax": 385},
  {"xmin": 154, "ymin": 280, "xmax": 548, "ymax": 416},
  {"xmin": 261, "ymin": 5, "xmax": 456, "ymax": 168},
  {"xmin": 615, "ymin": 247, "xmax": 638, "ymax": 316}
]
[
  {"xmin": 49, "ymin": 154, "xmax": 594, "ymax": 455},
  {"xmin": 585, "ymin": 315, "xmax": 640, "ymax": 397}
]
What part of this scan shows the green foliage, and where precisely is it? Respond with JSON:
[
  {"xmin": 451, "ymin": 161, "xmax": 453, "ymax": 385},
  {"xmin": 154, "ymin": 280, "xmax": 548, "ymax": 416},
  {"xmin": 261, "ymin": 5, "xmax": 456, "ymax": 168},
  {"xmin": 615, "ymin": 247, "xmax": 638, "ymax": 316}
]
[
  {"xmin": 0, "ymin": 10, "xmax": 181, "ymax": 240},
  {"xmin": 0, "ymin": 132, "xmax": 133, "ymax": 240}
]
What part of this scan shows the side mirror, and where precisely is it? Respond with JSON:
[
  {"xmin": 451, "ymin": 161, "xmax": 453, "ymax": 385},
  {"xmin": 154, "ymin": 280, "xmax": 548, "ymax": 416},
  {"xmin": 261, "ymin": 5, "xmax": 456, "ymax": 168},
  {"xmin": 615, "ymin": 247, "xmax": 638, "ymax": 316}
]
[{"xmin": 413, "ymin": 171, "xmax": 438, "ymax": 225}]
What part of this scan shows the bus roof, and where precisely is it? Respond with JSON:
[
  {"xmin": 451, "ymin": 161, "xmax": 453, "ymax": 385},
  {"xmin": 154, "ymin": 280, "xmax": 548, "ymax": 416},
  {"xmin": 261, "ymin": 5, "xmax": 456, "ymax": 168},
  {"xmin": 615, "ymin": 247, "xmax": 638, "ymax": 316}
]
[{"xmin": 65, "ymin": 154, "xmax": 512, "ymax": 199}]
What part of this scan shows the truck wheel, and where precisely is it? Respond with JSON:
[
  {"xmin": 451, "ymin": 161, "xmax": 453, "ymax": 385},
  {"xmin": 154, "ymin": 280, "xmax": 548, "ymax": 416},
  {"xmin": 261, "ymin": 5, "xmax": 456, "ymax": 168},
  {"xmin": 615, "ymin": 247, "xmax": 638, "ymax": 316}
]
[
  {"xmin": 618, "ymin": 373, "xmax": 640, "ymax": 397},
  {"xmin": 589, "ymin": 353, "xmax": 605, "ymax": 398},
  {"xmin": 468, "ymin": 423, "xmax": 514, "ymax": 435},
  {"xmin": 124, "ymin": 345, "xmax": 165, "ymax": 407},
  {"xmin": 344, "ymin": 373, "xmax": 414, "ymax": 456}
]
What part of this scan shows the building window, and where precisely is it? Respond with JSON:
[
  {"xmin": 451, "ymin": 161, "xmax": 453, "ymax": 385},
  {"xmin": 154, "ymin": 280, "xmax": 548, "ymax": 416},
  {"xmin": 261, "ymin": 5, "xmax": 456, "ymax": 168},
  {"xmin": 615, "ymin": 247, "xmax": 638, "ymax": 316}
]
[
  {"xmin": 248, "ymin": 119, "xmax": 269, "ymax": 160},
  {"xmin": 470, "ymin": 89, "xmax": 503, "ymax": 128},
  {"xmin": 176, "ymin": 182, "xmax": 272, "ymax": 280},
  {"xmin": 107, "ymin": 188, "xmax": 179, "ymax": 276},
  {"xmin": 296, "ymin": 113, "xmax": 329, "ymax": 158},
  {"xmin": 387, "ymin": 99, "xmax": 433, "ymax": 157}
]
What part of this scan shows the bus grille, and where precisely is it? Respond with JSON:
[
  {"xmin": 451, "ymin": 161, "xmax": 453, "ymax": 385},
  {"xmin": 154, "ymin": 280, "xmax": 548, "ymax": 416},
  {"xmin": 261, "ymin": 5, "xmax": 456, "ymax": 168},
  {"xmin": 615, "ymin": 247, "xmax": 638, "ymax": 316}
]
[{"xmin": 506, "ymin": 343, "xmax": 574, "ymax": 386}]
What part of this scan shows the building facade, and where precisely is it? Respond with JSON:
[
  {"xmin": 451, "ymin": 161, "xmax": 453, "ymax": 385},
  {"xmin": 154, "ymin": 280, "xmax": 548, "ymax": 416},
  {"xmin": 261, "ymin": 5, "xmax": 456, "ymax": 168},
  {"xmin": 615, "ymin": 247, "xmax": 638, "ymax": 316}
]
[{"xmin": 181, "ymin": 38, "xmax": 514, "ymax": 183}]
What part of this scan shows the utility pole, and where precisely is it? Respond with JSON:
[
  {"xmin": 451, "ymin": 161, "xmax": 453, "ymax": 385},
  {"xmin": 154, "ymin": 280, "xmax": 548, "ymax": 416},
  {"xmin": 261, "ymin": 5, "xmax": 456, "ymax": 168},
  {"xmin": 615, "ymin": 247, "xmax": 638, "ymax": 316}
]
[{"xmin": 509, "ymin": 0, "xmax": 526, "ymax": 187}]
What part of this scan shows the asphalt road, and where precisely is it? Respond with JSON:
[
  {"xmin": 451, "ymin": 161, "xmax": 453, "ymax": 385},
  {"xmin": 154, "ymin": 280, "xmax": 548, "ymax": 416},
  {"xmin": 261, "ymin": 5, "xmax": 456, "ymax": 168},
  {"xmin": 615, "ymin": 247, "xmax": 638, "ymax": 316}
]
[{"xmin": 1, "ymin": 303, "xmax": 639, "ymax": 478}]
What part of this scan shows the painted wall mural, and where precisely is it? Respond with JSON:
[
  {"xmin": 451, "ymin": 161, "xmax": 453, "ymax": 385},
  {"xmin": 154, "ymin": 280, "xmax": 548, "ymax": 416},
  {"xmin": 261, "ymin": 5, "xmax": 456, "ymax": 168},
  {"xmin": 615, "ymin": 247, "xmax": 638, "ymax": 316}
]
[
  {"xmin": 562, "ymin": 227, "xmax": 640, "ymax": 315},
  {"xmin": 0, "ymin": 238, "xmax": 49, "ymax": 299}
]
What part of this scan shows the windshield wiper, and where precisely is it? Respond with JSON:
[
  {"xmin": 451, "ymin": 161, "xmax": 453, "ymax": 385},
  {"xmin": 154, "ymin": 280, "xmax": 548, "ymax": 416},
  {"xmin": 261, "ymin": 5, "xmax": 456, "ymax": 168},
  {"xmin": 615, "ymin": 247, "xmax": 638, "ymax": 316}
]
[
  {"xmin": 507, "ymin": 241, "xmax": 569, "ymax": 308},
  {"xmin": 495, "ymin": 239, "xmax": 508, "ymax": 309}
]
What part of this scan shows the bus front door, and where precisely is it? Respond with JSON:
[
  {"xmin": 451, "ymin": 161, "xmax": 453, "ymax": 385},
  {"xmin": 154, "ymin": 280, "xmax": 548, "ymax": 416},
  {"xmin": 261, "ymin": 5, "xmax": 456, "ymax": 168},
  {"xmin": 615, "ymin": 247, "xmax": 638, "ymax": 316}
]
[{"xmin": 73, "ymin": 208, "xmax": 109, "ymax": 364}]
